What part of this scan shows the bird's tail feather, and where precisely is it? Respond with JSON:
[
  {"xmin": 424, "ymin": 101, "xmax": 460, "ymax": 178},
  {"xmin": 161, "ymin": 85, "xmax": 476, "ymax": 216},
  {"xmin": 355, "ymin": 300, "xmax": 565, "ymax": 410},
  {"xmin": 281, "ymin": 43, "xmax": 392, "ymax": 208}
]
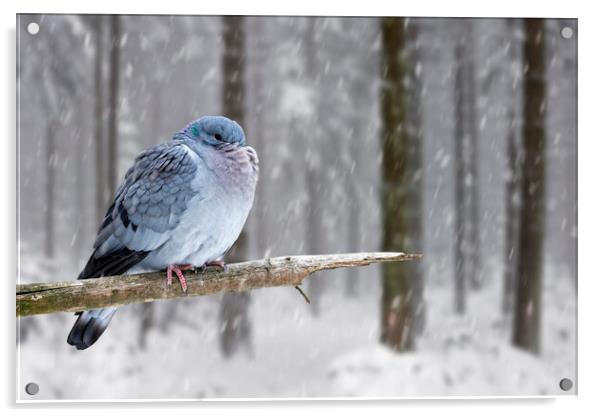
[{"xmin": 67, "ymin": 308, "xmax": 117, "ymax": 350}]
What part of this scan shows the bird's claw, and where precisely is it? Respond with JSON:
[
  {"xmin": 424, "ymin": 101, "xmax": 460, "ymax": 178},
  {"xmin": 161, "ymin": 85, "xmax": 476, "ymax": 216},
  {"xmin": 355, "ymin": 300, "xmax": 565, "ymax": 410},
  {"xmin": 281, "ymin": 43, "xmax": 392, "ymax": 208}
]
[
  {"xmin": 166, "ymin": 264, "xmax": 194, "ymax": 292},
  {"xmin": 166, "ymin": 261, "xmax": 225, "ymax": 291},
  {"xmin": 206, "ymin": 260, "xmax": 226, "ymax": 271}
]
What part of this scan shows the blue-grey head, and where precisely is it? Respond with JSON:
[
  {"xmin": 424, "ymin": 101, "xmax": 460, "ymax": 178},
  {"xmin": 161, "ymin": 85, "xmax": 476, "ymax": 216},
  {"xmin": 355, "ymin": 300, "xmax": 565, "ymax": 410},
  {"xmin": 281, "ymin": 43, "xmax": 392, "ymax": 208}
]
[{"xmin": 177, "ymin": 116, "xmax": 246, "ymax": 147}]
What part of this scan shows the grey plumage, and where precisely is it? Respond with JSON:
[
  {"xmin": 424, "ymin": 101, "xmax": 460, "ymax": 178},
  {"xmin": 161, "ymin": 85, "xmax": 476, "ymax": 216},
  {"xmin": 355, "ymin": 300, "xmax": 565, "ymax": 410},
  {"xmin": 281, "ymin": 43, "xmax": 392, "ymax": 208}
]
[
  {"xmin": 68, "ymin": 116, "xmax": 258, "ymax": 350},
  {"xmin": 94, "ymin": 141, "xmax": 198, "ymax": 257}
]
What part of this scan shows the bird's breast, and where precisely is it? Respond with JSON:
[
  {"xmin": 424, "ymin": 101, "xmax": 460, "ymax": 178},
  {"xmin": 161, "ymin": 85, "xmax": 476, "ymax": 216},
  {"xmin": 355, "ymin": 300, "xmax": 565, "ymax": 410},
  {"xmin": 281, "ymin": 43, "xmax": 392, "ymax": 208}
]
[
  {"xmin": 215, "ymin": 145, "xmax": 258, "ymax": 193},
  {"xmin": 177, "ymin": 145, "xmax": 257, "ymax": 265}
]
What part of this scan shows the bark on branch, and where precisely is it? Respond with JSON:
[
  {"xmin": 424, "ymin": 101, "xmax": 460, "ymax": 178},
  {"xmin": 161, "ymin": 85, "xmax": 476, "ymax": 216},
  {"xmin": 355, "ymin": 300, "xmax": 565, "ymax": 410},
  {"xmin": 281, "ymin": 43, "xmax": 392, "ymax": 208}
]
[{"xmin": 17, "ymin": 252, "xmax": 421, "ymax": 317}]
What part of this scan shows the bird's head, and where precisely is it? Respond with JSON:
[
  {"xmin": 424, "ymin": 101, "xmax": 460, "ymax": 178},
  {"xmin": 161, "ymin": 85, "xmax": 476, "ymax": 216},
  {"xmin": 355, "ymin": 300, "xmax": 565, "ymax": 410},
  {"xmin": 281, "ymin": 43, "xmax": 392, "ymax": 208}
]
[{"xmin": 178, "ymin": 116, "xmax": 247, "ymax": 148}]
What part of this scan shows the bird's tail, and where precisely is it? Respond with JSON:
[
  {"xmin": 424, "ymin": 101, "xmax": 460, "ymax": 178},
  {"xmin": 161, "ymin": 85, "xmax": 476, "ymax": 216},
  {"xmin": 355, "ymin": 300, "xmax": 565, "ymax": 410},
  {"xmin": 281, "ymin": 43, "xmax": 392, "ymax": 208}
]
[{"xmin": 67, "ymin": 308, "xmax": 117, "ymax": 350}]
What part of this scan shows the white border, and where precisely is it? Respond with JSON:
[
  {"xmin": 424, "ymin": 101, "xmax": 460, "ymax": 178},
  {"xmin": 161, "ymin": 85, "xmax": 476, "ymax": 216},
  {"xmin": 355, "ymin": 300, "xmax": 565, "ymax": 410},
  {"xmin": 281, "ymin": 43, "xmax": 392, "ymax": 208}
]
[{"xmin": 3, "ymin": 0, "xmax": 600, "ymax": 415}]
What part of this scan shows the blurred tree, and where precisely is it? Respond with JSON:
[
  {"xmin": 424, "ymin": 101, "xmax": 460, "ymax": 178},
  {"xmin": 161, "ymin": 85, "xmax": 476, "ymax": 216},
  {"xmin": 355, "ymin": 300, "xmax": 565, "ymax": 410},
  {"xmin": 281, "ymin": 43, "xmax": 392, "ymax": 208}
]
[
  {"xmin": 138, "ymin": 302, "xmax": 154, "ymax": 349},
  {"xmin": 502, "ymin": 106, "xmax": 520, "ymax": 315},
  {"xmin": 92, "ymin": 16, "xmax": 107, "ymax": 225},
  {"xmin": 44, "ymin": 121, "xmax": 56, "ymax": 258},
  {"xmin": 344, "ymin": 127, "xmax": 361, "ymax": 297},
  {"xmin": 379, "ymin": 17, "xmax": 423, "ymax": 351},
  {"xmin": 453, "ymin": 20, "xmax": 482, "ymax": 309},
  {"xmin": 36, "ymin": 20, "xmax": 77, "ymax": 259},
  {"xmin": 502, "ymin": 19, "xmax": 522, "ymax": 316},
  {"xmin": 344, "ymin": 19, "xmax": 371, "ymax": 297},
  {"xmin": 303, "ymin": 17, "xmax": 326, "ymax": 315},
  {"xmin": 512, "ymin": 18, "xmax": 546, "ymax": 354},
  {"xmin": 218, "ymin": 15, "xmax": 253, "ymax": 358},
  {"xmin": 404, "ymin": 18, "xmax": 426, "ymax": 333},
  {"xmin": 107, "ymin": 15, "xmax": 121, "ymax": 196},
  {"xmin": 453, "ymin": 41, "xmax": 467, "ymax": 314},
  {"xmin": 453, "ymin": 20, "xmax": 482, "ymax": 311},
  {"xmin": 40, "ymin": 56, "xmax": 58, "ymax": 260},
  {"xmin": 463, "ymin": 21, "xmax": 481, "ymax": 291},
  {"xmin": 249, "ymin": 17, "xmax": 268, "ymax": 258},
  {"xmin": 344, "ymin": 138, "xmax": 361, "ymax": 297}
]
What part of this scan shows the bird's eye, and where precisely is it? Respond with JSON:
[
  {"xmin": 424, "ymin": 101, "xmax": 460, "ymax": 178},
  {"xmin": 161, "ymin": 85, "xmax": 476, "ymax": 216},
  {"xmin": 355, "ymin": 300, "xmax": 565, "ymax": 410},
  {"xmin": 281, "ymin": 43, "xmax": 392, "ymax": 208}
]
[{"xmin": 214, "ymin": 134, "xmax": 222, "ymax": 141}]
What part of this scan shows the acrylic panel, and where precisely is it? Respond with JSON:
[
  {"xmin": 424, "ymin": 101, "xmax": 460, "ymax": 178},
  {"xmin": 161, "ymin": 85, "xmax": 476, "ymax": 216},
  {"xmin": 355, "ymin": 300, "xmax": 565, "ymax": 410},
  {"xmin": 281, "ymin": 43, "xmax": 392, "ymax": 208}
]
[{"xmin": 16, "ymin": 14, "xmax": 577, "ymax": 400}]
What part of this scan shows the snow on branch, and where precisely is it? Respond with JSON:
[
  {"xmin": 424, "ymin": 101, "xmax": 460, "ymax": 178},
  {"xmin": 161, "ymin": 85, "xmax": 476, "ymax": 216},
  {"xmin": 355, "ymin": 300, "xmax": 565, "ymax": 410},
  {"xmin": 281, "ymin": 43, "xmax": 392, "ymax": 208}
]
[{"xmin": 16, "ymin": 252, "xmax": 421, "ymax": 317}]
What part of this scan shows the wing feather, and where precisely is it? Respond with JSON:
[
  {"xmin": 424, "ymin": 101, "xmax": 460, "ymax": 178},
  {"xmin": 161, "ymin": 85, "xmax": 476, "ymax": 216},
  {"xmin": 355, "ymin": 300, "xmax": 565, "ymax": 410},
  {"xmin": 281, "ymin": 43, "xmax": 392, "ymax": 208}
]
[{"xmin": 80, "ymin": 140, "xmax": 198, "ymax": 280}]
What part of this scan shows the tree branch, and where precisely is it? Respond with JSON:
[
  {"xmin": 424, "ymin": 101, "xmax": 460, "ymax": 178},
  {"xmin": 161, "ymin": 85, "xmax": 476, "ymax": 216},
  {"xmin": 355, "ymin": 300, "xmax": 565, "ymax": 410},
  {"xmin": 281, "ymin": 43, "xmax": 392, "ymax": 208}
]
[{"xmin": 16, "ymin": 252, "xmax": 421, "ymax": 317}]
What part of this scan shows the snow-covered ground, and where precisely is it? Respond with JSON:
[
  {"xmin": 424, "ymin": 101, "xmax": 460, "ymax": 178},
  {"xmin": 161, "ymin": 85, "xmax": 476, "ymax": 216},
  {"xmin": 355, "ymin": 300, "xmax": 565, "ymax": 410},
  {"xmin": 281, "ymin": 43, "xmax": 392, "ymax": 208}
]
[
  {"xmin": 328, "ymin": 264, "xmax": 576, "ymax": 397},
  {"xmin": 17, "ymin": 260, "xmax": 576, "ymax": 400}
]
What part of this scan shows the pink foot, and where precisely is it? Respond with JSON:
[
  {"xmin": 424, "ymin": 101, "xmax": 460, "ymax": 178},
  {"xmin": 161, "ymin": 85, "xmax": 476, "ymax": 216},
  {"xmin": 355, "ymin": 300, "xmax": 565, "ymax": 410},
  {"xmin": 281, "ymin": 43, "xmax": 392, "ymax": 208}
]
[
  {"xmin": 206, "ymin": 260, "xmax": 226, "ymax": 270},
  {"xmin": 166, "ymin": 264, "xmax": 194, "ymax": 292}
]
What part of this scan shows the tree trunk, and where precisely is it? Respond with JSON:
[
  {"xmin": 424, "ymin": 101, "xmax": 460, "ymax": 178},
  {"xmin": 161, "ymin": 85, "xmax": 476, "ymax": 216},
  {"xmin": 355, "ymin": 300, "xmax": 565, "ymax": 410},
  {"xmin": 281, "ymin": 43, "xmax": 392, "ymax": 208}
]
[
  {"xmin": 463, "ymin": 21, "xmax": 481, "ymax": 291},
  {"xmin": 93, "ymin": 16, "xmax": 106, "ymax": 225},
  {"xmin": 73, "ymin": 125, "xmax": 86, "ymax": 268},
  {"xmin": 218, "ymin": 15, "xmax": 252, "ymax": 358},
  {"xmin": 502, "ymin": 107, "xmax": 520, "ymax": 315},
  {"xmin": 502, "ymin": 19, "xmax": 521, "ymax": 316},
  {"xmin": 344, "ymin": 145, "xmax": 360, "ymax": 296},
  {"xmin": 306, "ymin": 164, "xmax": 323, "ymax": 313},
  {"xmin": 249, "ymin": 17, "xmax": 268, "ymax": 258},
  {"xmin": 44, "ymin": 121, "xmax": 56, "ymax": 259},
  {"xmin": 453, "ymin": 42, "xmax": 467, "ymax": 315},
  {"xmin": 379, "ymin": 17, "xmax": 422, "ymax": 352},
  {"xmin": 107, "ymin": 15, "xmax": 120, "ymax": 196},
  {"xmin": 303, "ymin": 18, "xmax": 326, "ymax": 315},
  {"xmin": 344, "ymin": 22, "xmax": 370, "ymax": 298},
  {"xmin": 512, "ymin": 18, "xmax": 546, "ymax": 354},
  {"xmin": 138, "ymin": 303, "xmax": 154, "ymax": 349},
  {"xmin": 403, "ymin": 18, "xmax": 425, "ymax": 334}
]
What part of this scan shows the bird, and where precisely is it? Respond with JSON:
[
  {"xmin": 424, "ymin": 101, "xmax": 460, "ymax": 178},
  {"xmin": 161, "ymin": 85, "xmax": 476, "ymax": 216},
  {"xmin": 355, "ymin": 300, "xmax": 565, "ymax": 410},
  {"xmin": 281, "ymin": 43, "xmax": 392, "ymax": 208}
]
[{"xmin": 67, "ymin": 116, "xmax": 258, "ymax": 350}]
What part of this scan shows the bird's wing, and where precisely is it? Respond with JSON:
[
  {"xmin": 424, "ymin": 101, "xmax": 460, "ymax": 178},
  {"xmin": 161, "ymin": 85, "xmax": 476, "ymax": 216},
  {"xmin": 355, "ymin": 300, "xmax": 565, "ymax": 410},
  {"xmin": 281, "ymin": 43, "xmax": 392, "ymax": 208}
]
[{"xmin": 79, "ymin": 140, "xmax": 199, "ymax": 279}]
